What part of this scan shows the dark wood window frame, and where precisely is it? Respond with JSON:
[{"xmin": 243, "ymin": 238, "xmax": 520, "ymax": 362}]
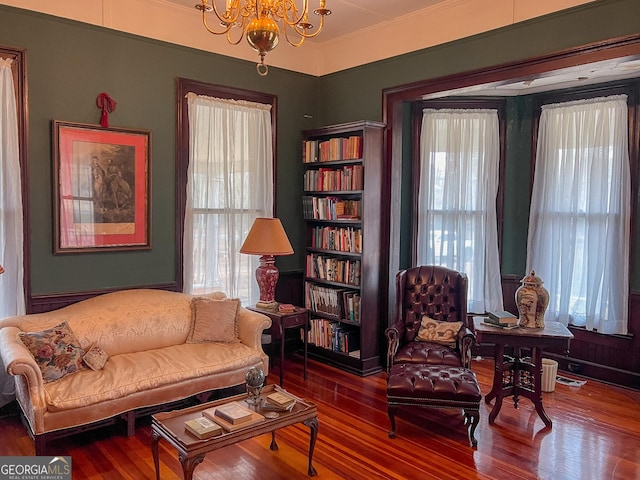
[
  {"xmin": 410, "ymin": 98, "xmax": 507, "ymax": 264},
  {"xmin": 0, "ymin": 46, "xmax": 30, "ymax": 311},
  {"xmin": 383, "ymin": 35, "xmax": 640, "ymax": 387},
  {"xmin": 175, "ymin": 78, "xmax": 278, "ymax": 293}
]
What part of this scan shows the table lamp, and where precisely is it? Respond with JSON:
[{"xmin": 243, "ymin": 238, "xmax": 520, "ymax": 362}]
[{"xmin": 240, "ymin": 218, "xmax": 294, "ymax": 311}]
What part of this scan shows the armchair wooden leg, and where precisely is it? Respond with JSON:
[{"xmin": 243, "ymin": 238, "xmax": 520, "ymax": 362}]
[{"xmin": 388, "ymin": 405, "xmax": 397, "ymax": 438}]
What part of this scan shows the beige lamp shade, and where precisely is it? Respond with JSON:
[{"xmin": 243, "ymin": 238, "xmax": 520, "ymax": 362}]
[{"xmin": 240, "ymin": 218, "xmax": 294, "ymax": 256}]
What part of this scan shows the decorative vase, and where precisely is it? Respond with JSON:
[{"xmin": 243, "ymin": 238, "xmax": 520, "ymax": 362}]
[
  {"xmin": 245, "ymin": 367, "xmax": 265, "ymax": 405},
  {"xmin": 515, "ymin": 270, "xmax": 549, "ymax": 328}
]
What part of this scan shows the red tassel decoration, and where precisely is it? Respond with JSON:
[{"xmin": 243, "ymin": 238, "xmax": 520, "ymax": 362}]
[{"xmin": 96, "ymin": 93, "xmax": 116, "ymax": 128}]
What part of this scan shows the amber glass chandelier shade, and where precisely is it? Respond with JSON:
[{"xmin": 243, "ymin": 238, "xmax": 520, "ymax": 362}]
[
  {"xmin": 246, "ymin": 17, "xmax": 280, "ymax": 55},
  {"xmin": 0, "ymin": 264, "xmax": 4, "ymax": 275}
]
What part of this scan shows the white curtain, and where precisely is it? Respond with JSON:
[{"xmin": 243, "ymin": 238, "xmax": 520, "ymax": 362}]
[
  {"xmin": 417, "ymin": 108, "xmax": 503, "ymax": 314},
  {"xmin": 0, "ymin": 58, "xmax": 24, "ymax": 408},
  {"xmin": 183, "ymin": 93, "xmax": 273, "ymax": 305},
  {"xmin": 527, "ymin": 95, "xmax": 630, "ymax": 334}
]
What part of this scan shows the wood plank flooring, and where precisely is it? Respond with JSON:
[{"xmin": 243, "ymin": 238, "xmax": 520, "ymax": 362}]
[{"xmin": 1, "ymin": 356, "xmax": 639, "ymax": 479}]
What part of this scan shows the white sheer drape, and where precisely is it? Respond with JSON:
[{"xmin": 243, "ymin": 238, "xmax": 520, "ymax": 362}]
[
  {"xmin": 417, "ymin": 109, "xmax": 503, "ymax": 314},
  {"xmin": 0, "ymin": 58, "xmax": 24, "ymax": 317},
  {"xmin": 0, "ymin": 58, "xmax": 24, "ymax": 407},
  {"xmin": 183, "ymin": 93, "xmax": 273, "ymax": 305},
  {"xmin": 527, "ymin": 95, "xmax": 630, "ymax": 334}
]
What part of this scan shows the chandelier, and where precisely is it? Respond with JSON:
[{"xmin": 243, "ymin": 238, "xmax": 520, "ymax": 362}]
[{"xmin": 195, "ymin": 0, "xmax": 331, "ymax": 76}]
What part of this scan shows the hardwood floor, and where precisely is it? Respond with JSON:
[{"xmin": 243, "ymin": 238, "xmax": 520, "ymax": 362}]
[{"xmin": 1, "ymin": 356, "xmax": 639, "ymax": 480}]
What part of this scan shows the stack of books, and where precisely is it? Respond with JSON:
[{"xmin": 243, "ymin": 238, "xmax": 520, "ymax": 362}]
[
  {"xmin": 202, "ymin": 402, "xmax": 265, "ymax": 432},
  {"xmin": 278, "ymin": 303, "xmax": 296, "ymax": 313},
  {"xmin": 484, "ymin": 310, "xmax": 519, "ymax": 329},
  {"xmin": 262, "ymin": 390, "xmax": 297, "ymax": 412}
]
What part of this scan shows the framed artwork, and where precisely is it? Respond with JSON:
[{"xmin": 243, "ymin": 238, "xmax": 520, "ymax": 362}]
[{"xmin": 52, "ymin": 121, "xmax": 151, "ymax": 253}]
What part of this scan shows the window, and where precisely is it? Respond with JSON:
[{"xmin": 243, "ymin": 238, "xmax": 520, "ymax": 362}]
[
  {"xmin": 416, "ymin": 107, "xmax": 504, "ymax": 313},
  {"xmin": 0, "ymin": 49, "xmax": 25, "ymax": 318},
  {"xmin": 528, "ymin": 95, "xmax": 630, "ymax": 334},
  {"xmin": 177, "ymin": 79, "xmax": 276, "ymax": 305}
]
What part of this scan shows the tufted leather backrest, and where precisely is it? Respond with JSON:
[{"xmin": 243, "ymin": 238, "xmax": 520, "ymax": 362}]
[{"xmin": 394, "ymin": 265, "xmax": 468, "ymax": 344}]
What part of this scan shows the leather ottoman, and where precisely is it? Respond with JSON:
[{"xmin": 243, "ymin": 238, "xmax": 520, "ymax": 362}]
[{"xmin": 386, "ymin": 363, "xmax": 481, "ymax": 446}]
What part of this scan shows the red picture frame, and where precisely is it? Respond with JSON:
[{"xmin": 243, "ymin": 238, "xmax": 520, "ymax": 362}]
[{"xmin": 53, "ymin": 121, "xmax": 151, "ymax": 253}]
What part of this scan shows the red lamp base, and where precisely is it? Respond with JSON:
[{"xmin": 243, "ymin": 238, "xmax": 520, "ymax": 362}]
[{"xmin": 255, "ymin": 255, "xmax": 279, "ymax": 310}]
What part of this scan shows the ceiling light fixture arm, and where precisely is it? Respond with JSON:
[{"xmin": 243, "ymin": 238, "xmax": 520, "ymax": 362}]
[{"xmin": 195, "ymin": 0, "xmax": 331, "ymax": 75}]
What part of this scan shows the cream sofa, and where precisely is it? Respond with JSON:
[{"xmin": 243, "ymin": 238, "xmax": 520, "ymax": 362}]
[{"xmin": 0, "ymin": 289, "xmax": 271, "ymax": 455}]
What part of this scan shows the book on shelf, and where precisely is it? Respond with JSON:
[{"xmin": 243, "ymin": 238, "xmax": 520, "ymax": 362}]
[
  {"xmin": 184, "ymin": 416, "xmax": 223, "ymax": 440},
  {"xmin": 203, "ymin": 401, "xmax": 253, "ymax": 425},
  {"xmin": 266, "ymin": 391, "xmax": 296, "ymax": 409},
  {"xmin": 487, "ymin": 310, "xmax": 518, "ymax": 324},
  {"xmin": 202, "ymin": 403, "xmax": 265, "ymax": 432}
]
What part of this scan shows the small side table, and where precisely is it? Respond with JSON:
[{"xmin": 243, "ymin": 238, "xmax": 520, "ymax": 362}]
[
  {"xmin": 248, "ymin": 305, "xmax": 309, "ymax": 386},
  {"xmin": 473, "ymin": 316, "xmax": 573, "ymax": 428}
]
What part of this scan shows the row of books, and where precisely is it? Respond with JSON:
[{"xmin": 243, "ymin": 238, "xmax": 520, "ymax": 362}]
[
  {"xmin": 304, "ymin": 282, "xmax": 360, "ymax": 322},
  {"xmin": 302, "ymin": 136, "xmax": 363, "ymax": 163},
  {"xmin": 307, "ymin": 317, "xmax": 361, "ymax": 354},
  {"xmin": 306, "ymin": 253, "xmax": 361, "ymax": 286},
  {"xmin": 302, "ymin": 196, "xmax": 361, "ymax": 221},
  {"xmin": 303, "ymin": 165, "xmax": 364, "ymax": 192},
  {"xmin": 309, "ymin": 225, "xmax": 362, "ymax": 253}
]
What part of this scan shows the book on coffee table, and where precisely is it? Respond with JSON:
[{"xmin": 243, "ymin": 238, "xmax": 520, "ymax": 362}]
[
  {"xmin": 203, "ymin": 402, "xmax": 265, "ymax": 432},
  {"xmin": 184, "ymin": 416, "xmax": 222, "ymax": 439},
  {"xmin": 266, "ymin": 391, "xmax": 296, "ymax": 409},
  {"xmin": 205, "ymin": 402, "xmax": 253, "ymax": 425}
]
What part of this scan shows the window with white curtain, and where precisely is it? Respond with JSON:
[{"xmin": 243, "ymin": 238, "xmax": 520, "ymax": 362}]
[
  {"xmin": 0, "ymin": 56, "xmax": 24, "ymax": 319},
  {"xmin": 527, "ymin": 95, "xmax": 630, "ymax": 334},
  {"xmin": 0, "ymin": 51, "xmax": 25, "ymax": 409},
  {"xmin": 183, "ymin": 93, "xmax": 274, "ymax": 305},
  {"xmin": 417, "ymin": 108, "xmax": 504, "ymax": 314}
]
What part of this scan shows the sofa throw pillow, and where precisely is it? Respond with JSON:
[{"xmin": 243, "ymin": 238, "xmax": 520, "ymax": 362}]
[
  {"xmin": 18, "ymin": 321, "xmax": 86, "ymax": 383},
  {"xmin": 416, "ymin": 316, "xmax": 462, "ymax": 347},
  {"xmin": 187, "ymin": 297, "xmax": 241, "ymax": 344},
  {"xmin": 83, "ymin": 344, "xmax": 109, "ymax": 371}
]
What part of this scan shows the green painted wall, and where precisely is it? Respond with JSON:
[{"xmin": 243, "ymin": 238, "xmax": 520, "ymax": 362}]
[
  {"xmin": 315, "ymin": 0, "xmax": 640, "ymax": 287},
  {"xmin": 0, "ymin": 5, "xmax": 317, "ymax": 295},
  {"xmin": 0, "ymin": 0, "xmax": 638, "ymax": 297}
]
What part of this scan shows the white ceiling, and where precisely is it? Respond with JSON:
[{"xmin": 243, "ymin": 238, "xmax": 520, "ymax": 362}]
[
  {"xmin": 167, "ymin": 0, "xmax": 443, "ymax": 43},
  {"xmin": 168, "ymin": 1, "xmax": 640, "ymax": 92}
]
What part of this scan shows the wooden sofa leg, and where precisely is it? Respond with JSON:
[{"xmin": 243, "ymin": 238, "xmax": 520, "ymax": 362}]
[
  {"xmin": 126, "ymin": 411, "xmax": 136, "ymax": 437},
  {"xmin": 387, "ymin": 405, "xmax": 397, "ymax": 438},
  {"xmin": 464, "ymin": 407, "xmax": 480, "ymax": 448}
]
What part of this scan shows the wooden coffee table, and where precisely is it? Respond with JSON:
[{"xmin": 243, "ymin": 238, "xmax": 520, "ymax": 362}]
[{"xmin": 151, "ymin": 384, "xmax": 319, "ymax": 479}]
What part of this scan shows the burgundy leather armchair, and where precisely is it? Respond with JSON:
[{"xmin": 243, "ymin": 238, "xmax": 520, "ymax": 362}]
[
  {"xmin": 384, "ymin": 266, "xmax": 481, "ymax": 446},
  {"xmin": 385, "ymin": 265, "xmax": 475, "ymax": 371}
]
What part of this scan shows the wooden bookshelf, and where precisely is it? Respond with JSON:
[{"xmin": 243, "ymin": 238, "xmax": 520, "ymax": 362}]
[{"xmin": 301, "ymin": 121, "xmax": 386, "ymax": 376}]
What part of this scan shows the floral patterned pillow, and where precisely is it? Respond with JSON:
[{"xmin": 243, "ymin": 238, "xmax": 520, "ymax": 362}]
[
  {"xmin": 83, "ymin": 344, "xmax": 109, "ymax": 371},
  {"xmin": 18, "ymin": 321, "xmax": 86, "ymax": 383}
]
